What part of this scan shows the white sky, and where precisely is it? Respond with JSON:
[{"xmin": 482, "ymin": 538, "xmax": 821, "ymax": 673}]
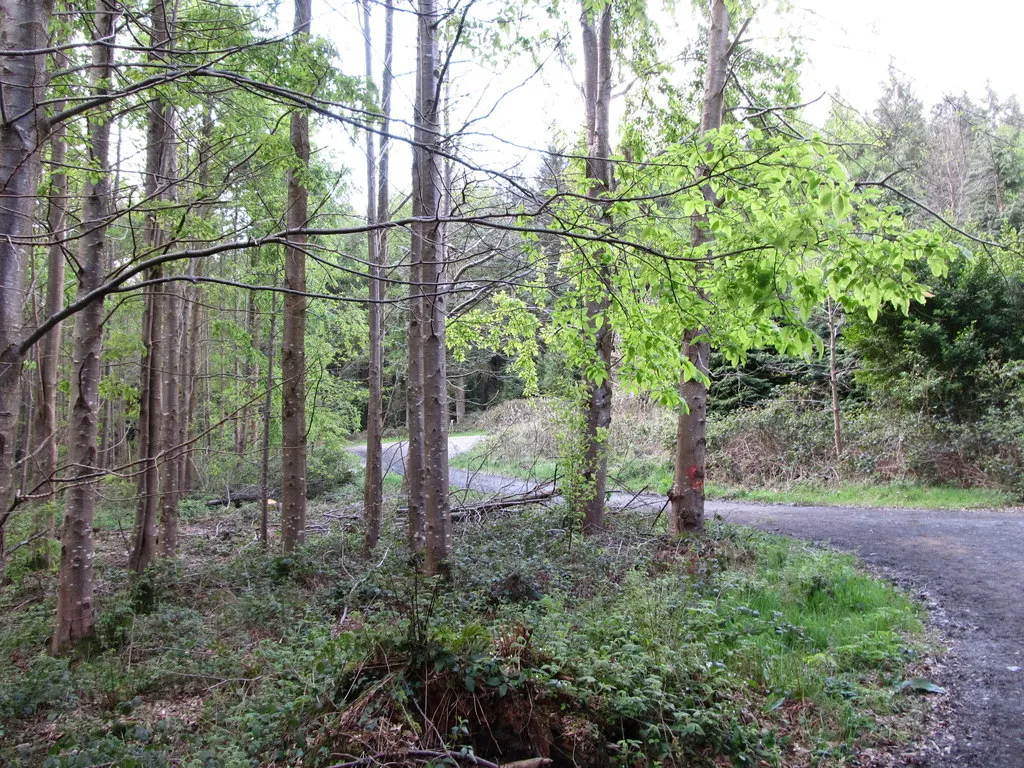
[
  {"xmin": 794, "ymin": 0, "xmax": 1024, "ymax": 122},
  {"xmin": 309, "ymin": 0, "xmax": 1024, "ymax": 197}
]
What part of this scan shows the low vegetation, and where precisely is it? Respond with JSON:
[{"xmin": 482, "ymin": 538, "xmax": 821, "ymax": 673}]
[
  {"xmin": 1, "ymin": 480, "xmax": 938, "ymax": 767},
  {"xmin": 452, "ymin": 398, "xmax": 1018, "ymax": 509}
]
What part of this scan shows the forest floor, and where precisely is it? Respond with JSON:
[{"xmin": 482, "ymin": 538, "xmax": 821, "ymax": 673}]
[{"xmin": 362, "ymin": 437, "xmax": 1024, "ymax": 768}]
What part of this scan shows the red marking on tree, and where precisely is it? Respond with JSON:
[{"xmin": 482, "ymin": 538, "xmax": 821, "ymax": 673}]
[{"xmin": 686, "ymin": 465, "xmax": 704, "ymax": 491}]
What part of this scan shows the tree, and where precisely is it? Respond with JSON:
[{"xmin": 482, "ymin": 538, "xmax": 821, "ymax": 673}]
[
  {"xmin": 362, "ymin": 0, "xmax": 394, "ymax": 554},
  {"xmin": 131, "ymin": 0, "xmax": 181, "ymax": 571},
  {"xmin": 31, "ymin": 47, "xmax": 71, "ymax": 562},
  {"xmin": 669, "ymin": 0, "xmax": 730, "ymax": 534},
  {"xmin": 412, "ymin": 0, "xmax": 451, "ymax": 574},
  {"xmin": 577, "ymin": 0, "xmax": 615, "ymax": 534},
  {"xmin": 281, "ymin": 0, "xmax": 312, "ymax": 553},
  {"xmin": 53, "ymin": 0, "xmax": 117, "ymax": 651},
  {"xmin": 0, "ymin": 0, "xmax": 54, "ymax": 566}
]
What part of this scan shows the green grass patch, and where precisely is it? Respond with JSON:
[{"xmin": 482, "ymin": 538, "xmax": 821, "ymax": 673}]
[{"xmin": 708, "ymin": 481, "xmax": 1014, "ymax": 510}]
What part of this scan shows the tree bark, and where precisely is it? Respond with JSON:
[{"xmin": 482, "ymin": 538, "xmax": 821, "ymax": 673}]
[
  {"xmin": 130, "ymin": 0, "xmax": 178, "ymax": 570},
  {"xmin": 261, "ymin": 293, "xmax": 278, "ymax": 548},
  {"xmin": 0, "ymin": 0, "xmax": 54, "ymax": 566},
  {"xmin": 669, "ymin": 0, "xmax": 729, "ymax": 535},
  {"xmin": 362, "ymin": 0, "xmax": 393, "ymax": 555},
  {"xmin": 281, "ymin": 0, "xmax": 311, "ymax": 553},
  {"xmin": 28, "ymin": 49, "xmax": 70, "ymax": 564},
  {"xmin": 413, "ymin": 0, "xmax": 451, "ymax": 575},
  {"xmin": 827, "ymin": 297, "xmax": 844, "ymax": 457},
  {"xmin": 405, "ymin": 12, "xmax": 427, "ymax": 555},
  {"xmin": 579, "ymin": 3, "xmax": 614, "ymax": 535},
  {"xmin": 32, "ymin": 50, "xmax": 69, "ymax": 503},
  {"xmin": 53, "ymin": 0, "xmax": 116, "ymax": 652},
  {"xmin": 454, "ymin": 376, "xmax": 466, "ymax": 423},
  {"xmin": 158, "ymin": 282, "xmax": 182, "ymax": 556}
]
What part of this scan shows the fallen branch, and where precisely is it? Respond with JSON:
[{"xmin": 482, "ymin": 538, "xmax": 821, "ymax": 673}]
[
  {"xmin": 206, "ymin": 492, "xmax": 277, "ymax": 508},
  {"xmin": 326, "ymin": 749, "xmax": 504, "ymax": 768},
  {"xmin": 396, "ymin": 486, "xmax": 559, "ymax": 521},
  {"xmin": 450, "ymin": 488, "xmax": 560, "ymax": 521}
]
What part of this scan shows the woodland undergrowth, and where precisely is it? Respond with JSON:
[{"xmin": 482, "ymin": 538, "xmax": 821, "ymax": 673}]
[
  {"xmin": 459, "ymin": 397, "xmax": 1022, "ymax": 506},
  {"xmin": 1, "ymin": 481, "xmax": 938, "ymax": 767}
]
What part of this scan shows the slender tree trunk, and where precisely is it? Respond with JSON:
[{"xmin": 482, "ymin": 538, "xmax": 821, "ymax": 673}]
[
  {"xmin": 131, "ymin": 283, "xmax": 162, "ymax": 571},
  {"xmin": 158, "ymin": 283, "xmax": 182, "ymax": 556},
  {"xmin": 281, "ymin": 0, "xmax": 311, "ymax": 553},
  {"xmin": 0, "ymin": 0, "xmax": 54, "ymax": 566},
  {"xmin": 669, "ymin": 0, "xmax": 730, "ymax": 535},
  {"xmin": 405, "ymin": 25, "xmax": 427, "ymax": 555},
  {"xmin": 33, "ymin": 51, "xmax": 69, "ymax": 503},
  {"xmin": 182, "ymin": 108, "xmax": 213, "ymax": 494},
  {"xmin": 29, "ymin": 51, "xmax": 70, "ymax": 564},
  {"xmin": 827, "ymin": 297, "xmax": 844, "ymax": 457},
  {"xmin": 411, "ymin": 0, "xmax": 451, "ymax": 575},
  {"xmin": 261, "ymin": 293, "xmax": 278, "ymax": 548},
  {"xmin": 362, "ymin": 0, "xmax": 393, "ymax": 555},
  {"xmin": 178, "ymin": 259, "xmax": 201, "ymax": 496},
  {"xmin": 130, "ymin": 0, "xmax": 178, "ymax": 570},
  {"xmin": 579, "ymin": 4, "xmax": 614, "ymax": 534},
  {"xmin": 53, "ymin": 0, "xmax": 116, "ymax": 652},
  {"xmin": 454, "ymin": 376, "xmax": 466, "ymax": 423}
]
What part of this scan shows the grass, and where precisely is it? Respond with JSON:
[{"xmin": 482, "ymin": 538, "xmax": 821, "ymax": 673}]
[
  {"xmin": 450, "ymin": 445, "xmax": 1016, "ymax": 510},
  {"xmin": 0, "ymin": 479, "xmax": 938, "ymax": 768},
  {"xmin": 709, "ymin": 481, "xmax": 1015, "ymax": 509}
]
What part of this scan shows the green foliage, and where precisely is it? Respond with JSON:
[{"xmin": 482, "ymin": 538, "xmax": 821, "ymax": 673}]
[
  {"xmin": 846, "ymin": 249, "xmax": 1024, "ymax": 421},
  {"xmin": 448, "ymin": 292, "xmax": 543, "ymax": 396},
  {"xmin": 545, "ymin": 123, "xmax": 954, "ymax": 408}
]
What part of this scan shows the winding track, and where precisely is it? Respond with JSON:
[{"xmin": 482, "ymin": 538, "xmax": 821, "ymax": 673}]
[{"xmin": 350, "ymin": 437, "xmax": 1024, "ymax": 767}]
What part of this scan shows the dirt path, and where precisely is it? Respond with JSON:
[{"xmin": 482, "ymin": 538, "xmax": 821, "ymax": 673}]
[{"xmin": 350, "ymin": 438, "xmax": 1024, "ymax": 767}]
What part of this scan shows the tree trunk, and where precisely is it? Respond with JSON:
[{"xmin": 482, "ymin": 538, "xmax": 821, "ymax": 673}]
[
  {"xmin": 411, "ymin": 0, "xmax": 451, "ymax": 575},
  {"xmin": 669, "ymin": 0, "xmax": 730, "ymax": 535},
  {"xmin": 579, "ymin": 3, "xmax": 614, "ymax": 535},
  {"xmin": 33, "ymin": 50, "xmax": 69, "ymax": 501},
  {"xmin": 261, "ymin": 293, "xmax": 278, "ymax": 548},
  {"xmin": 362, "ymin": 0, "xmax": 393, "ymax": 555},
  {"xmin": 29, "ymin": 49, "xmax": 70, "ymax": 564},
  {"xmin": 405, "ymin": 23, "xmax": 427, "ymax": 555},
  {"xmin": 53, "ymin": 0, "xmax": 116, "ymax": 652},
  {"xmin": 131, "ymin": 282, "xmax": 162, "ymax": 572},
  {"xmin": 827, "ymin": 297, "xmax": 844, "ymax": 457},
  {"xmin": 0, "ymin": 0, "xmax": 54, "ymax": 566},
  {"xmin": 158, "ymin": 284, "xmax": 182, "ymax": 556},
  {"xmin": 130, "ymin": 0, "xmax": 178, "ymax": 571},
  {"xmin": 281, "ymin": 0, "xmax": 311, "ymax": 553},
  {"xmin": 177, "ymin": 261, "xmax": 201, "ymax": 497},
  {"xmin": 454, "ymin": 376, "xmax": 466, "ymax": 423}
]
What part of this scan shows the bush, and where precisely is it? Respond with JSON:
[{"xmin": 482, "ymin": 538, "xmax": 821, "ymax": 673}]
[{"xmin": 709, "ymin": 382, "xmax": 1024, "ymax": 497}]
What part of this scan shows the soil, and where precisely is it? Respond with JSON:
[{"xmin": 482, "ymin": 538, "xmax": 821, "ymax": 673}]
[{"xmin": 351, "ymin": 437, "xmax": 1024, "ymax": 767}]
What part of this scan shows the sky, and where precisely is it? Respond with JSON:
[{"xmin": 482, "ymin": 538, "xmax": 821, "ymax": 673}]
[
  {"xmin": 311, "ymin": 0, "xmax": 1024, "ymax": 195},
  {"xmin": 794, "ymin": 0, "xmax": 1024, "ymax": 122}
]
